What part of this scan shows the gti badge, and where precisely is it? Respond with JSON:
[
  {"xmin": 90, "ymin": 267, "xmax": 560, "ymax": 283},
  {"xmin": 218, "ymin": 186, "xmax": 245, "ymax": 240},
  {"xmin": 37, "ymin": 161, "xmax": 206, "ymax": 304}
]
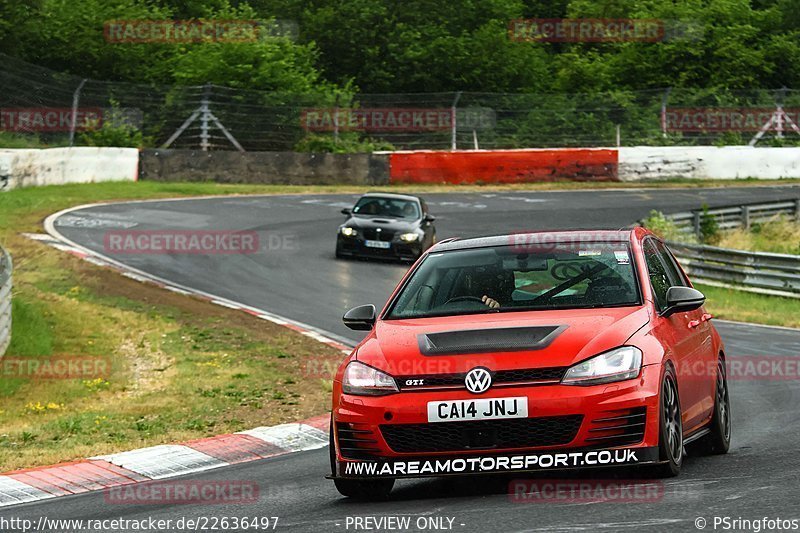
[{"xmin": 465, "ymin": 367, "xmax": 492, "ymax": 394}]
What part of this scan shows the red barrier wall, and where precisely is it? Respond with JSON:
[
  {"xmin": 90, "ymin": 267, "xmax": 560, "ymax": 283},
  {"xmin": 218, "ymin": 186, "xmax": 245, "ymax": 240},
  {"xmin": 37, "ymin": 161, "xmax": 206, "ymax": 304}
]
[{"xmin": 389, "ymin": 149, "xmax": 619, "ymax": 184}]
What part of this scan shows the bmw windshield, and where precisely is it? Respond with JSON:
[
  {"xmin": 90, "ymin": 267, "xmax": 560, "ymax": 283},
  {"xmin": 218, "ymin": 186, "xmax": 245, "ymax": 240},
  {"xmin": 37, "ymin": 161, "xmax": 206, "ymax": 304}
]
[
  {"xmin": 352, "ymin": 197, "xmax": 420, "ymax": 219},
  {"xmin": 387, "ymin": 242, "xmax": 641, "ymax": 319}
]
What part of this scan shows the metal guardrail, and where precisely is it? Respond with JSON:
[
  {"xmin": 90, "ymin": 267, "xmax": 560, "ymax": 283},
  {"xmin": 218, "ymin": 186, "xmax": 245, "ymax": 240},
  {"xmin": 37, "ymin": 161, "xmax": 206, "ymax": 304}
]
[
  {"xmin": 669, "ymin": 199, "xmax": 800, "ymax": 237},
  {"xmin": 0, "ymin": 245, "xmax": 11, "ymax": 358},
  {"xmin": 659, "ymin": 199, "xmax": 800, "ymax": 298}
]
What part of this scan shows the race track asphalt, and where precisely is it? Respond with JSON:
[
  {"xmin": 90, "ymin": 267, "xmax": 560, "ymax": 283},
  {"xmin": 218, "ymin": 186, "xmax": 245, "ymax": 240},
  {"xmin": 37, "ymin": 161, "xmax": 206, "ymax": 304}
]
[{"xmin": 4, "ymin": 186, "xmax": 800, "ymax": 532}]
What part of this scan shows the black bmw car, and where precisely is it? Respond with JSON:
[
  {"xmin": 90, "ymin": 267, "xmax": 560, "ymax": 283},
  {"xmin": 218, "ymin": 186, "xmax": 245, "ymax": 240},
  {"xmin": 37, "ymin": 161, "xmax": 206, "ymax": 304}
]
[{"xmin": 335, "ymin": 193, "xmax": 436, "ymax": 262}]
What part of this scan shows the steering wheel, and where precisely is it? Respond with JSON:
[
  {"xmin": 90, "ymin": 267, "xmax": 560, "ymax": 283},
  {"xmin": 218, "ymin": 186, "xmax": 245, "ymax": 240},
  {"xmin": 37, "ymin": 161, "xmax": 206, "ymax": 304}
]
[
  {"xmin": 551, "ymin": 262, "xmax": 584, "ymax": 281},
  {"xmin": 443, "ymin": 295, "xmax": 485, "ymax": 306}
]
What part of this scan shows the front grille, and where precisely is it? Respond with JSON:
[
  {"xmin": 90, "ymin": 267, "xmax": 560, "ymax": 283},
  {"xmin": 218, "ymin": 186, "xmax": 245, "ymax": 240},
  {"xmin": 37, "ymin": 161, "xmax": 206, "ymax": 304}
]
[
  {"xmin": 362, "ymin": 228, "xmax": 395, "ymax": 241},
  {"xmin": 585, "ymin": 407, "xmax": 647, "ymax": 447},
  {"xmin": 336, "ymin": 422, "xmax": 382, "ymax": 459},
  {"xmin": 380, "ymin": 415, "xmax": 583, "ymax": 453},
  {"xmin": 396, "ymin": 367, "xmax": 566, "ymax": 391}
]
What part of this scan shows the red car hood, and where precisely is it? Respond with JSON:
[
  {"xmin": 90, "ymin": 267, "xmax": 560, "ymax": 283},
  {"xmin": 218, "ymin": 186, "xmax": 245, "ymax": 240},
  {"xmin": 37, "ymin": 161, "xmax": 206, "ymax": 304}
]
[{"xmin": 356, "ymin": 306, "xmax": 650, "ymax": 376}]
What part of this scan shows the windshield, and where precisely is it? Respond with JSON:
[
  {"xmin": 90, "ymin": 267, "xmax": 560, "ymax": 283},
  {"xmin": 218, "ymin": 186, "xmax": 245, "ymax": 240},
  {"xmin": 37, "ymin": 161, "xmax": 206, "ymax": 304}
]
[
  {"xmin": 387, "ymin": 242, "xmax": 640, "ymax": 319},
  {"xmin": 353, "ymin": 197, "xmax": 420, "ymax": 219}
]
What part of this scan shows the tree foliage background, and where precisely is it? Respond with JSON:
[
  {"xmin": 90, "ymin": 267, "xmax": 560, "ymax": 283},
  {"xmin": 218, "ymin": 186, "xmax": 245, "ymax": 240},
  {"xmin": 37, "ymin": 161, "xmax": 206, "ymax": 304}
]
[
  {"xmin": 1, "ymin": 0, "xmax": 798, "ymax": 94},
  {"xmin": 1, "ymin": 0, "xmax": 799, "ymax": 149}
]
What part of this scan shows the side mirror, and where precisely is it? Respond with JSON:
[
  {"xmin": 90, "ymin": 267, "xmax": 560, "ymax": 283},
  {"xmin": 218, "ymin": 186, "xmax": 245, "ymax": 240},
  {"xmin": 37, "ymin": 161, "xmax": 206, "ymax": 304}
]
[
  {"xmin": 662, "ymin": 286, "xmax": 705, "ymax": 317},
  {"xmin": 423, "ymin": 214, "xmax": 436, "ymax": 223},
  {"xmin": 341, "ymin": 208, "xmax": 352, "ymax": 216},
  {"xmin": 343, "ymin": 304, "xmax": 376, "ymax": 331}
]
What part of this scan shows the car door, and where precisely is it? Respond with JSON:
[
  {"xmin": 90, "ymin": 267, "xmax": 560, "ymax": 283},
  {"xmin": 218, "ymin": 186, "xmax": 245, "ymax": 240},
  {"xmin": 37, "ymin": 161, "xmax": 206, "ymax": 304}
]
[
  {"xmin": 659, "ymin": 241, "xmax": 716, "ymax": 423},
  {"xmin": 643, "ymin": 238, "xmax": 707, "ymax": 432}
]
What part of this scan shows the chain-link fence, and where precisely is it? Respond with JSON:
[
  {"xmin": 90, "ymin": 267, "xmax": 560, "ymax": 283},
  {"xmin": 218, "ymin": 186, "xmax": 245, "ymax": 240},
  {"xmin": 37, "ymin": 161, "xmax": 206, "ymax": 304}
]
[{"xmin": 2, "ymin": 53, "xmax": 800, "ymax": 151}]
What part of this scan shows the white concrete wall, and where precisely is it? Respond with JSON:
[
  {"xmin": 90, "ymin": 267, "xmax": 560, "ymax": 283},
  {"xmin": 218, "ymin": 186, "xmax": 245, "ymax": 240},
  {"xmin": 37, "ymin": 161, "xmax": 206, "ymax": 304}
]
[
  {"xmin": 0, "ymin": 147, "xmax": 138, "ymax": 190},
  {"xmin": 618, "ymin": 146, "xmax": 800, "ymax": 181}
]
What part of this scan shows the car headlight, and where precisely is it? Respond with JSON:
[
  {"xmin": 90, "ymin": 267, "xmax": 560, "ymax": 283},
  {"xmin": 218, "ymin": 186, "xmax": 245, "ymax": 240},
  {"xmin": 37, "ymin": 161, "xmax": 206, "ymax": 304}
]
[
  {"xmin": 399, "ymin": 232, "xmax": 420, "ymax": 242},
  {"xmin": 340, "ymin": 227, "xmax": 357, "ymax": 237},
  {"xmin": 561, "ymin": 346, "xmax": 642, "ymax": 386},
  {"xmin": 342, "ymin": 361, "xmax": 398, "ymax": 396}
]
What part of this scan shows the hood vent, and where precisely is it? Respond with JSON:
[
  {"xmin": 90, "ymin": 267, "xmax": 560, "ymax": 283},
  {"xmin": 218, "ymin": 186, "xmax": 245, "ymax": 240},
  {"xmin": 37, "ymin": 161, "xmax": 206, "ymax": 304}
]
[{"xmin": 418, "ymin": 325, "xmax": 567, "ymax": 356}]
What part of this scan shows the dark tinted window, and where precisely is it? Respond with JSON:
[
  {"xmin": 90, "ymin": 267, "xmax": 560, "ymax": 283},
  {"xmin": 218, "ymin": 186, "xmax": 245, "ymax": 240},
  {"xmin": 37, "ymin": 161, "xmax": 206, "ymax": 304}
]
[
  {"xmin": 655, "ymin": 241, "xmax": 688, "ymax": 287},
  {"xmin": 643, "ymin": 239, "xmax": 676, "ymax": 310},
  {"xmin": 353, "ymin": 197, "xmax": 420, "ymax": 219}
]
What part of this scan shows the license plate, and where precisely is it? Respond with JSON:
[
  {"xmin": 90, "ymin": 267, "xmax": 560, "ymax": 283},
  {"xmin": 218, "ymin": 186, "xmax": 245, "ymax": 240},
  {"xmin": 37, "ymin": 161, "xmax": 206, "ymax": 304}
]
[
  {"xmin": 427, "ymin": 397, "xmax": 528, "ymax": 423},
  {"xmin": 365, "ymin": 240, "xmax": 391, "ymax": 249}
]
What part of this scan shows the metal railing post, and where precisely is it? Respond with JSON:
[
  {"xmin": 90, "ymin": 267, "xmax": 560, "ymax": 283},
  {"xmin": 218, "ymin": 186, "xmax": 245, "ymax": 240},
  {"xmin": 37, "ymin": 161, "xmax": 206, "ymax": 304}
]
[
  {"xmin": 693, "ymin": 211, "xmax": 701, "ymax": 239},
  {"xmin": 200, "ymin": 83, "xmax": 211, "ymax": 151},
  {"xmin": 451, "ymin": 91, "xmax": 462, "ymax": 151},
  {"xmin": 68, "ymin": 78, "xmax": 88, "ymax": 147}
]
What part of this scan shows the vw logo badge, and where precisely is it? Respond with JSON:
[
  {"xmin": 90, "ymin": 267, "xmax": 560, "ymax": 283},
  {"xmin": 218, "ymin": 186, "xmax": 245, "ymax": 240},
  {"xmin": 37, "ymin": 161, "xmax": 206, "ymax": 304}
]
[{"xmin": 465, "ymin": 367, "xmax": 492, "ymax": 394}]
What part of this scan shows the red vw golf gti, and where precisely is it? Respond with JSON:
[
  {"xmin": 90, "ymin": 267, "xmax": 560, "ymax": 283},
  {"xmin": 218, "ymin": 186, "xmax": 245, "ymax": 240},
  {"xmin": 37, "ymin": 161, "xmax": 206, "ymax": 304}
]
[{"xmin": 329, "ymin": 229, "xmax": 731, "ymax": 499}]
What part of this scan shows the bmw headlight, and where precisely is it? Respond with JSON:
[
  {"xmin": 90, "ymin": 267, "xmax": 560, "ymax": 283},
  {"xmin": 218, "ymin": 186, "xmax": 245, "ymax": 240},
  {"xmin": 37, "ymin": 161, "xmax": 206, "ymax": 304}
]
[
  {"xmin": 340, "ymin": 226, "xmax": 357, "ymax": 237},
  {"xmin": 399, "ymin": 232, "xmax": 420, "ymax": 242},
  {"xmin": 561, "ymin": 346, "xmax": 642, "ymax": 386},
  {"xmin": 342, "ymin": 361, "xmax": 398, "ymax": 396}
]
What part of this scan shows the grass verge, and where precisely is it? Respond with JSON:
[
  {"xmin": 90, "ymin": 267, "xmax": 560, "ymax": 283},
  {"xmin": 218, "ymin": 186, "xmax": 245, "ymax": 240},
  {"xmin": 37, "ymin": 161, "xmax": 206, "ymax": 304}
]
[
  {"xmin": 716, "ymin": 215, "xmax": 800, "ymax": 255},
  {"xmin": 0, "ymin": 181, "xmax": 798, "ymax": 470},
  {"xmin": 694, "ymin": 284, "xmax": 800, "ymax": 329},
  {"xmin": 0, "ymin": 183, "xmax": 349, "ymax": 471}
]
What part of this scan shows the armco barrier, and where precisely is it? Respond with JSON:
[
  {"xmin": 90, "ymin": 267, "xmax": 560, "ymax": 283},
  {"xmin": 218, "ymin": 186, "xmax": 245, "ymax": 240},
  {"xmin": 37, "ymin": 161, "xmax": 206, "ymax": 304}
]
[
  {"xmin": 388, "ymin": 149, "xmax": 619, "ymax": 184},
  {"xmin": 619, "ymin": 146, "xmax": 800, "ymax": 181},
  {"xmin": 669, "ymin": 200, "xmax": 800, "ymax": 236},
  {"xmin": 651, "ymin": 200, "xmax": 800, "ymax": 298},
  {"xmin": 669, "ymin": 242, "xmax": 800, "ymax": 297},
  {"xmin": 0, "ymin": 246, "xmax": 11, "ymax": 358},
  {"xmin": 0, "ymin": 147, "xmax": 139, "ymax": 190}
]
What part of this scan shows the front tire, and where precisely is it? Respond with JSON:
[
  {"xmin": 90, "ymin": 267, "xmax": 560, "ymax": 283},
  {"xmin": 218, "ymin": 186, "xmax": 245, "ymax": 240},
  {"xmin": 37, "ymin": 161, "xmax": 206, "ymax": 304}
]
[
  {"xmin": 329, "ymin": 420, "xmax": 395, "ymax": 500},
  {"xmin": 653, "ymin": 366, "xmax": 683, "ymax": 477},
  {"xmin": 695, "ymin": 356, "xmax": 731, "ymax": 455}
]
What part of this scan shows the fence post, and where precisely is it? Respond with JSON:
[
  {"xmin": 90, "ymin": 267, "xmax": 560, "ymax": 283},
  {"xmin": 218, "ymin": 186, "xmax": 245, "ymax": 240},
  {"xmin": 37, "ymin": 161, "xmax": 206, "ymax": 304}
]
[
  {"xmin": 68, "ymin": 78, "xmax": 88, "ymax": 147},
  {"xmin": 660, "ymin": 87, "xmax": 672, "ymax": 138},
  {"xmin": 451, "ymin": 91, "xmax": 462, "ymax": 151},
  {"xmin": 200, "ymin": 83, "xmax": 211, "ymax": 151},
  {"xmin": 795, "ymin": 198, "xmax": 800, "ymax": 222},
  {"xmin": 742, "ymin": 205, "xmax": 750, "ymax": 230},
  {"xmin": 333, "ymin": 93, "xmax": 340, "ymax": 146}
]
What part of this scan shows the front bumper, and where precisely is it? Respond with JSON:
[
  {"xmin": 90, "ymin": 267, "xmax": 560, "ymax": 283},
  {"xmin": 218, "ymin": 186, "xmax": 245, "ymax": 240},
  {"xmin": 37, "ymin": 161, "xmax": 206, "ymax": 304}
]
[
  {"xmin": 332, "ymin": 446, "xmax": 661, "ymax": 480},
  {"xmin": 332, "ymin": 364, "xmax": 663, "ymax": 479},
  {"xmin": 336, "ymin": 235, "xmax": 422, "ymax": 261}
]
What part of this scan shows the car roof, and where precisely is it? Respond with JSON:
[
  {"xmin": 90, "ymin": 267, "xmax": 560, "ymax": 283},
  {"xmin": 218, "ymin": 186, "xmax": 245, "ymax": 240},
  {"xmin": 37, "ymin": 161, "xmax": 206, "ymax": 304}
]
[
  {"xmin": 430, "ymin": 230, "xmax": 636, "ymax": 253},
  {"xmin": 360, "ymin": 192, "xmax": 421, "ymax": 202}
]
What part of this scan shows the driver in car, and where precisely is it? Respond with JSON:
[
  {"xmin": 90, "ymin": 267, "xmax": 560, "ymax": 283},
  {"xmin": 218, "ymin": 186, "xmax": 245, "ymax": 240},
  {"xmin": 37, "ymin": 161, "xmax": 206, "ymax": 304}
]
[{"xmin": 458, "ymin": 266, "xmax": 513, "ymax": 309}]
